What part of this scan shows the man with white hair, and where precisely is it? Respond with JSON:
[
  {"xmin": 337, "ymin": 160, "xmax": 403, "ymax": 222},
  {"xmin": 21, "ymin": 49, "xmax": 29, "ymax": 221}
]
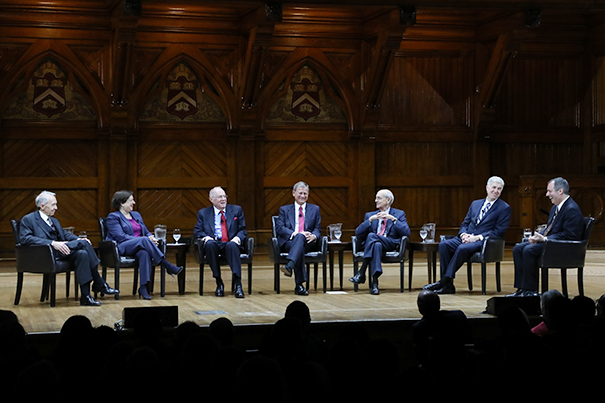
[
  {"xmin": 19, "ymin": 191, "xmax": 119, "ymax": 306},
  {"xmin": 349, "ymin": 189, "xmax": 410, "ymax": 295},
  {"xmin": 424, "ymin": 176, "xmax": 511, "ymax": 294},
  {"xmin": 194, "ymin": 186, "xmax": 247, "ymax": 298}
]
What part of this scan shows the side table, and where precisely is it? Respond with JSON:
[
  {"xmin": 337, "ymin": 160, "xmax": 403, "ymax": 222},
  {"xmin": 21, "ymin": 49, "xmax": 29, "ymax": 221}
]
[
  {"xmin": 408, "ymin": 241, "xmax": 439, "ymax": 290},
  {"xmin": 328, "ymin": 241, "xmax": 352, "ymax": 291}
]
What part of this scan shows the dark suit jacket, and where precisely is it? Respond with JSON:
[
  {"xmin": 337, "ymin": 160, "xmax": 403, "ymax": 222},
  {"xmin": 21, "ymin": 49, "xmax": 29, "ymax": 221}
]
[
  {"xmin": 19, "ymin": 211, "xmax": 78, "ymax": 246},
  {"xmin": 354, "ymin": 207, "xmax": 411, "ymax": 244},
  {"xmin": 105, "ymin": 211, "xmax": 152, "ymax": 244},
  {"xmin": 459, "ymin": 198, "xmax": 511, "ymax": 238},
  {"xmin": 194, "ymin": 204, "xmax": 247, "ymax": 243},
  {"xmin": 544, "ymin": 196, "xmax": 584, "ymax": 241},
  {"xmin": 275, "ymin": 203, "xmax": 321, "ymax": 248}
]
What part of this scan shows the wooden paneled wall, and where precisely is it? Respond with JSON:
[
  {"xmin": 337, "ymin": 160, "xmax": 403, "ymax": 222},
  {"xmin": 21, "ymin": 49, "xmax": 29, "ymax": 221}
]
[{"xmin": 1, "ymin": 1, "xmax": 605, "ymax": 256}]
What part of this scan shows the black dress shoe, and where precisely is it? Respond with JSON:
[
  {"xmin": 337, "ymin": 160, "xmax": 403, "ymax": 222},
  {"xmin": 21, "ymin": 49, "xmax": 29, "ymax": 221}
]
[
  {"xmin": 506, "ymin": 289, "xmax": 525, "ymax": 297},
  {"xmin": 434, "ymin": 284, "xmax": 456, "ymax": 295},
  {"xmin": 215, "ymin": 283, "xmax": 225, "ymax": 297},
  {"xmin": 423, "ymin": 281, "xmax": 442, "ymax": 291},
  {"xmin": 281, "ymin": 262, "xmax": 294, "ymax": 277},
  {"xmin": 92, "ymin": 282, "xmax": 119, "ymax": 295},
  {"xmin": 349, "ymin": 272, "xmax": 366, "ymax": 284},
  {"xmin": 370, "ymin": 283, "xmax": 380, "ymax": 295},
  {"xmin": 294, "ymin": 285, "xmax": 308, "ymax": 296},
  {"xmin": 234, "ymin": 284, "xmax": 245, "ymax": 298},
  {"xmin": 80, "ymin": 295, "xmax": 101, "ymax": 306}
]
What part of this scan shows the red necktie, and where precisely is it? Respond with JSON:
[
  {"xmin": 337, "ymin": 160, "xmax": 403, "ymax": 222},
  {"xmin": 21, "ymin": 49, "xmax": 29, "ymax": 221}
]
[
  {"xmin": 220, "ymin": 211, "xmax": 228, "ymax": 242},
  {"xmin": 378, "ymin": 218, "xmax": 387, "ymax": 235},
  {"xmin": 298, "ymin": 206, "xmax": 305, "ymax": 233}
]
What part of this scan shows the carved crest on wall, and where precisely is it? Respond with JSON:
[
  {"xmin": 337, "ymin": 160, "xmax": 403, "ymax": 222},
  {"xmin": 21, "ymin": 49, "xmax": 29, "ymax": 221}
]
[
  {"xmin": 139, "ymin": 63, "xmax": 225, "ymax": 122},
  {"xmin": 2, "ymin": 59, "xmax": 95, "ymax": 120},
  {"xmin": 266, "ymin": 65, "xmax": 346, "ymax": 124}
]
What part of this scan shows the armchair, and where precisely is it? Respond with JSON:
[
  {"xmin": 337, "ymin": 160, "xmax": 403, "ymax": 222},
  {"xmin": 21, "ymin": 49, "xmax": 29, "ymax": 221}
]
[
  {"xmin": 539, "ymin": 216, "xmax": 595, "ymax": 297},
  {"xmin": 268, "ymin": 216, "xmax": 328, "ymax": 294},
  {"xmin": 195, "ymin": 236, "xmax": 255, "ymax": 295},
  {"xmin": 11, "ymin": 219, "xmax": 78, "ymax": 307},
  {"xmin": 351, "ymin": 235, "xmax": 408, "ymax": 292},
  {"xmin": 466, "ymin": 236, "xmax": 505, "ymax": 295}
]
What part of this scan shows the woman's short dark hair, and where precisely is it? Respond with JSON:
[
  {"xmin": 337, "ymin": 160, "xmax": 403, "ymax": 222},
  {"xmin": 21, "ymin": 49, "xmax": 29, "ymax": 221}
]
[{"xmin": 112, "ymin": 190, "xmax": 133, "ymax": 210}]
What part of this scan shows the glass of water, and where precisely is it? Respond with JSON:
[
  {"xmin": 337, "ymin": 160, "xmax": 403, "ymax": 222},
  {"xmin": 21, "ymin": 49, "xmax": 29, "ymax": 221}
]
[
  {"xmin": 173, "ymin": 228, "xmax": 181, "ymax": 244},
  {"xmin": 419, "ymin": 226, "xmax": 428, "ymax": 242},
  {"xmin": 523, "ymin": 228, "xmax": 532, "ymax": 240}
]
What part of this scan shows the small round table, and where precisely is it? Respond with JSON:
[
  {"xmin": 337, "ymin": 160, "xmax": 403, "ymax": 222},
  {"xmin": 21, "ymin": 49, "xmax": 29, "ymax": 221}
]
[{"xmin": 408, "ymin": 241, "xmax": 439, "ymax": 290}]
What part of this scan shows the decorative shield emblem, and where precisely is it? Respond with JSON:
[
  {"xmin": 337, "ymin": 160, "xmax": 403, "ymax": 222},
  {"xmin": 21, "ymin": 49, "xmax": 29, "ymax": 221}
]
[
  {"xmin": 166, "ymin": 75, "xmax": 198, "ymax": 119},
  {"xmin": 32, "ymin": 72, "xmax": 66, "ymax": 118},
  {"xmin": 290, "ymin": 77, "xmax": 322, "ymax": 120}
]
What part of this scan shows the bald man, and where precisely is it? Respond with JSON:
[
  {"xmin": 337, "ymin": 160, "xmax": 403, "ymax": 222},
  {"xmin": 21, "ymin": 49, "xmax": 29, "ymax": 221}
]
[{"xmin": 349, "ymin": 189, "xmax": 410, "ymax": 295}]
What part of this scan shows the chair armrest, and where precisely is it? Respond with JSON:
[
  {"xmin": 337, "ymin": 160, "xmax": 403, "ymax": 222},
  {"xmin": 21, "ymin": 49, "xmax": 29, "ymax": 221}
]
[
  {"xmin": 351, "ymin": 235, "xmax": 361, "ymax": 255},
  {"xmin": 98, "ymin": 240, "xmax": 121, "ymax": 267},
  {"xmin": 540, "ymin": 239, "xmax": 588, "ymax": 268},
  {"xmin": 245, "ymin": 237, "xmax": 254, "ymax": 256},
  {"xmin": 267, "ymin": 237, "xmax": 281, "ymax": 263},
  {"xmin": 481, "ymin": 237, "xmax": 505, "ymax": 263},
  {"xmin": 194, "ymin": 238, "xmax": 205, "ymax": 263},
  {"xmin": 15, "ymin": 244, "xmax": 56, "ymax": 273},
  {"xmin": 395, "ymin": 236, "xmax": 408, "ymax": 258}
]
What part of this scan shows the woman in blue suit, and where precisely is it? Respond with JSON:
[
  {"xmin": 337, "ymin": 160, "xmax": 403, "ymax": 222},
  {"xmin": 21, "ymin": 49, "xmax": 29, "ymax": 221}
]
[{"xmin": 106, "ymin": 190, "xmax": 182, "ymax": 300}]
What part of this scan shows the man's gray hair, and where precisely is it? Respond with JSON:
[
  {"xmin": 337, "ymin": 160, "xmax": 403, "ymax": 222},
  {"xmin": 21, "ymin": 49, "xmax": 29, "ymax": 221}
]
[
  {"xmin": 35, "ymin": 191, "xmax": 56, "ymax": 208},
  {"xmin": 549, "ymin": 177, "xmax": 570, "ymax": 195},
  {"xmin": 209, "ymin": 186, "xmax": 225, "ymax": 198},
  {"xmin": 378, "ymin": 189, "xmax": 394, "ymax": 205},
  {"xmin": 293, "ymin": 181, "xmax": 309, "ymax": 192},
  {"xmin": 487, "ymin": 176, "xmax": 505, "ymax": 187}
]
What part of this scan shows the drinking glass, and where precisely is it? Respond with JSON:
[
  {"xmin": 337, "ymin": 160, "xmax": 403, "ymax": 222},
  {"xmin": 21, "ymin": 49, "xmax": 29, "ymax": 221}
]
[
  {"xmin": 173, "ymin": 228, "xmax": 181, "ymax": 244},
  {"xmin": 78, "ymin": 231, "xmax": 87, "ymax": 239},
  {"xmin": 419, "ymin": 227, "xmax": 428, "ymax": 242}
]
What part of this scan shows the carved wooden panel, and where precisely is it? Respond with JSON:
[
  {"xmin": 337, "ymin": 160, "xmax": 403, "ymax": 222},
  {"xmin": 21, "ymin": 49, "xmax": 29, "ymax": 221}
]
[
  {"xmin": 380, "ymin": 54, "xmax": 472, "ymax": 126},
  {"xmin": 495, "ymin": 57, "xmax": 583, "ymax": 127}
]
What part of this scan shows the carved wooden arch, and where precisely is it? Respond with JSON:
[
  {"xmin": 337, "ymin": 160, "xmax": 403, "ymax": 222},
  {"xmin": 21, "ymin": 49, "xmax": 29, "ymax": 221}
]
[
  {"xmin": 128, "ymin": 49, "xmax": 238, "ymax": 130},
  {"xmin": 0, "ymin": 45, "xmax": 110, "ymax": 127},
  {"xmin": 257, "ymin": 48, "xmax": 357, "ymax": 131}
]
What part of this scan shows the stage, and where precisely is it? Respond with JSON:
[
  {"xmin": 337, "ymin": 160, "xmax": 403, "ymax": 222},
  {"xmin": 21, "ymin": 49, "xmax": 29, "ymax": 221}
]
[{"xmin": 1, "ymin": 248, "xmax": 603, "ymax": 336}]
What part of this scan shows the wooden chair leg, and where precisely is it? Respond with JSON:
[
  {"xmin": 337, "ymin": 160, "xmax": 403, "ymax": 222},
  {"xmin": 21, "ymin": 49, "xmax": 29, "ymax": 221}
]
[
  {"xmin": 14, "ymin": 272, "xmax": 24, "ymax": 305},
  {"xmin": 199, "ymin": 262, "xmax": 205, "ymax": 295},
  {"xmin": 541, "ymin": 267, "xmax": 549, "ymax": 294},
  {"xmin": 578, "ymin": 267, "xmax": 584, "ymax": 296},
  {"xmin": 353, "ymin": 261, "xmax": 359, "ymax": 292},
  {"xmin": 49, "ymin": 274, "xmax": 57, "ymax": 307},
  {"xmin": 114, "ymin": 266, "xmax": 121, "ymax": 300},
  {"xmin": 467, "ymin": 262, "xmax": 473, "ymax": 291},
  {"xmin": 274, "ymin": 263, "xmax": 280, "ymax": 294},
  {"xmin": 248, "ymin": 263, "xmax": 252, "ymax": 295},
  {"xmin": 561, "ymin": 268, "xmax": 568, "ymax": 297},
  {"xmin": 481, "ymin": 262, "xmax": 487, "ymax": 295},
  {"xmin": 399, "ymin": 261, "xmax": 404, "ymax": 293},
  {"xmin": 496, "ymin": 262, "xmax": 502, "ymax": 292}
]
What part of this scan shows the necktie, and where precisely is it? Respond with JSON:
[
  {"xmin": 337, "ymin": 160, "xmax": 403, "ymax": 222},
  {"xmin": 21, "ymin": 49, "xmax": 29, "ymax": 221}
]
[
  {"xmin": 544, "ymin": 208, "xmax": 558, "ymax": 236},
  {"xmin": 220, "ymin": 211, "xmax": 228, "ymax": 242},
  {"xmin": 477, "ymin": 202, "xmax": 492, "ymax": 224},
  {"xmin": 378, "ymin": 218, "xmax": 387, "ymax": 236},
  {"xmin": 298, "ymin": 206, "xmax": 304, "ymax": 233}
]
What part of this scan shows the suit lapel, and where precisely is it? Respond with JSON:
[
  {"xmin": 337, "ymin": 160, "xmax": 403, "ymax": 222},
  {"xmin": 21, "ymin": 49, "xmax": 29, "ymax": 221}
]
[{"xmin": 34, "ymin": 213, "xmax": 53, "ymax": 238}]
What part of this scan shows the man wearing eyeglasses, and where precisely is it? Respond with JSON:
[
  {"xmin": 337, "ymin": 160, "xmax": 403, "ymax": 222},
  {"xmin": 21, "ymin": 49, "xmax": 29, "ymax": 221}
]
[{"xmin": 194, "ymin": 186, "xmax": 247, "ymax": 298}]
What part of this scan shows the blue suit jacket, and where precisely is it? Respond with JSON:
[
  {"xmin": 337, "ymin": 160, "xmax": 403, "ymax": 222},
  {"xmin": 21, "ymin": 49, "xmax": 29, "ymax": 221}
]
[
  {"xmin": 355, "ymin": 207, "xmax": 411, "ymax": 243},
  {"xmin": 544, "ymin": 197, "xmax": 584, "ymax": 241},
  {"xmin": 19, "ymin": 211, "xmax": 78, "ymax": 245},
  {"xmin": 193, "ymin": 204, "xmax": 247, "ymax": 242},
  {"xmin": 459, "ymin": 198, "xmax": 511, "ymax": 238},
  {"xmin": 105, "ymin": 211, "xmax": 152, "ymax": 244},
  {"xmin": 275, "ymin": 203, "xmax": 321, "ymax": 248}
]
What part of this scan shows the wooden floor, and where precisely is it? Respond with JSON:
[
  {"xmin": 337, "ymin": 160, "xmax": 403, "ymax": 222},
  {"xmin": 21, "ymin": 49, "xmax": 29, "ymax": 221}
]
[{"xmin": 1, "ymin": 248, "xmax": 604, "ymax": 334}]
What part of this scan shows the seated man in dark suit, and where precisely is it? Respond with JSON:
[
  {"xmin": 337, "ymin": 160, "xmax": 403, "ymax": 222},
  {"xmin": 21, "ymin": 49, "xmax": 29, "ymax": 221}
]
[
  {"xmin": 19, "ymin": 191, "xmax": 119, "ymax": 306},
  {"xmin": 508, "ymin": 177, "xmax": 584, "ymax": 297},
  {"xmin": 275, "ymin": 181, "xmax": 321, "ymax": 296},
  {"xmin": 349, "ymin": 189, "xmax": 410, "ymax": 295},
  {"xmin": 194, "ymin": 186, "xmax": 247, "ymax": 298},
  {"xmin": 424, "ymin": 176, "xmax": 511, "ymax": 294}
]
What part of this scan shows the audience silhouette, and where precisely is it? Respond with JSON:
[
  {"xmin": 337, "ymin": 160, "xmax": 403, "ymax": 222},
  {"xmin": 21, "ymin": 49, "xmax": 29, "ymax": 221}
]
[{"xmin": 1, "ymin": 292, "xmax": 603, "ymax": 400}]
